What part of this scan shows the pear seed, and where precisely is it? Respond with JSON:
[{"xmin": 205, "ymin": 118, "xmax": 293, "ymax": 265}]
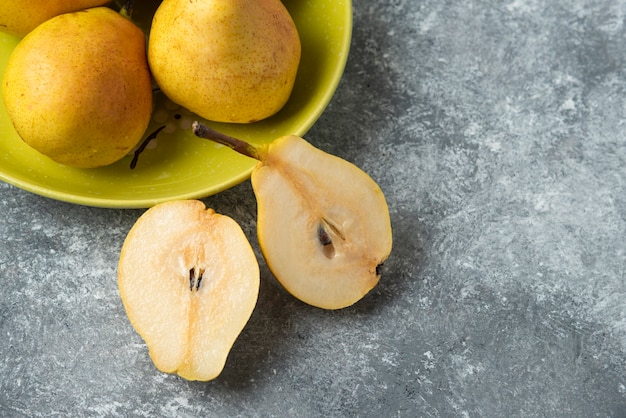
[
  {"xmin": 189, "ymin": 267, "xmax": 205, "ymax": 292},
  {"xmin": 317, "ymin": 224, "xmax": 336, "ymax": 259},
  {"xmin": 188, "ymin": 268, "xmax": 195, "ymax": 291},
  {"xmin": 317, "ymin": 224, "xmax": 332, "ymax": 246},
  {"xmin": 196, "ymin": 273, "xmax": 204, "ymax": 291}
]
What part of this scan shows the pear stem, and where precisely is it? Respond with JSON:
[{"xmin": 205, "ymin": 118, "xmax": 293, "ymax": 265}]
[{"xmin": 192, "ymin": 121, "xmax": 260, "ymax": 160}]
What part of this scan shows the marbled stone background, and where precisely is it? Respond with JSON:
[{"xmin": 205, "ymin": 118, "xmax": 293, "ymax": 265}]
[{"xmin": 1, "ymin": 0, "xmax": 625, "ymax": 416}]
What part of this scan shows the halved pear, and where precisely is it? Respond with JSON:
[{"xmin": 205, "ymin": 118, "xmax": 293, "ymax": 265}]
[
  {"xmin": 193, "ymin": 122, "xmax": 393, "ymax": 310},
  {"xmin": 117, "ymin": 200, "xmax": 260, "ymax": 381}
]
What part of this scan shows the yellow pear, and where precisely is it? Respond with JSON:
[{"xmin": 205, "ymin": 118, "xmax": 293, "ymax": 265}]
[
  {"xmin": 118, "ymin": 200, "xmax": 260, "ymax": 381},
  {"xmin": 0, "ymin": 0, "xmax": 112, "ymax": 38},
  {"xmin": 193, "ymin": 122, "xmax": 393, "ymax": 310},
  {"xmin": 148, "ymin": 0, "xmax": 301, "ymax": 124},
  {"xmin": 1, "ymin": 7, "xmax": 153, "ymax": 168}
]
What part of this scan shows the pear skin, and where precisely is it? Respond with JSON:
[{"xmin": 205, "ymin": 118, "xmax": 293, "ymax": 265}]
[
  {"xmin": 0, "ymin": 0, "xmax": 111, "ymax": 38},
  {"xmin": 193, "ymin": 122, "xmax": 393, "ymax": 310},
  {"xmin": 148, "ymin": 0, "xmax": 301, "ymax": 123},
  {"xmin": 1, "ymin": 7, "xmax": 153, "ymax": 168},
  {"xmin": 118, "ymin": 200, "xmax": 260, "ymax": 381}
]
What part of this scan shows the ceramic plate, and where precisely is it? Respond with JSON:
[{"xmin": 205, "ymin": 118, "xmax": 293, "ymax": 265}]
[{"xmin": 0, "ymin": 0, "xmax": 352, "ymax": 208}]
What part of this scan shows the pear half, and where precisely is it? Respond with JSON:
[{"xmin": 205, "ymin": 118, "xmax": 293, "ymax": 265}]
[
  {"xmin": 193, "ymin": 122, "xmax": 393, "ymax": 310},
  {"xmin": 117, "ymin": 200, "xmax": 260, "ymax": 381}
]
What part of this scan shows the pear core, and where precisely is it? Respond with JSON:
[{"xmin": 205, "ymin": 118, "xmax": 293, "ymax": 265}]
[{"xmin": 117, "ymin": 200, "xmax": 260, "ymax": 381}]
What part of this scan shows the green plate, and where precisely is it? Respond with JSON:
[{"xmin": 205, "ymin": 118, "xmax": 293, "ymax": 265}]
[{"xmin": 0, "ymin": 0, "xmax": 352, "ymax": 208}]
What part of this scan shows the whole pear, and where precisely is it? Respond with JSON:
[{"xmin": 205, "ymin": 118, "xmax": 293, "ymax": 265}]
[
  {"xmin": 1, "ymin": 7, "xmax": 153, "ymax": 168},
  {"xmin": 0, "ymin": 0, "xmax": 111, "ymax": 38},
  {"xmin": 148, "ymin": 0, "xmax": 301, "ymax": 124}
]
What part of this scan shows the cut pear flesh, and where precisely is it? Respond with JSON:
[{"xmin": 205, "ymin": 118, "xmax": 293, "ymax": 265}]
[
  {"xmin": 117, "ymin": 200, "xmax": 260, "ymax": 381},
  {"xmin": 252, "ymin": 136, "xmax": 393, "ymax": 310}
]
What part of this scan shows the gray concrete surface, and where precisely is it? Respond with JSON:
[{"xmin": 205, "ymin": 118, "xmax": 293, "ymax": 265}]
[{"xmin": 1, "ymin": 0, "xmax": 625, "ymax": 416}]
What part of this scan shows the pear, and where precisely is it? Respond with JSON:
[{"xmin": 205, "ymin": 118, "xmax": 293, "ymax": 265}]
[
  {"xmin": 192, "ymin": 122, "xmax": 393, "ymax": 310},
  {"xmin": 148, "ymin": 0, "xmax": 301, "ymax": 124},
  {"xmin": 1, "ymin": 7, "xmax": 153, "ymax": 168},
  {"xmin": 0, "ymin": 0, "xmax": 112, "ymax": 38},
  {"xmin": 117, "ymin": 200, "xmax": 260, "ymax": 381}
]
